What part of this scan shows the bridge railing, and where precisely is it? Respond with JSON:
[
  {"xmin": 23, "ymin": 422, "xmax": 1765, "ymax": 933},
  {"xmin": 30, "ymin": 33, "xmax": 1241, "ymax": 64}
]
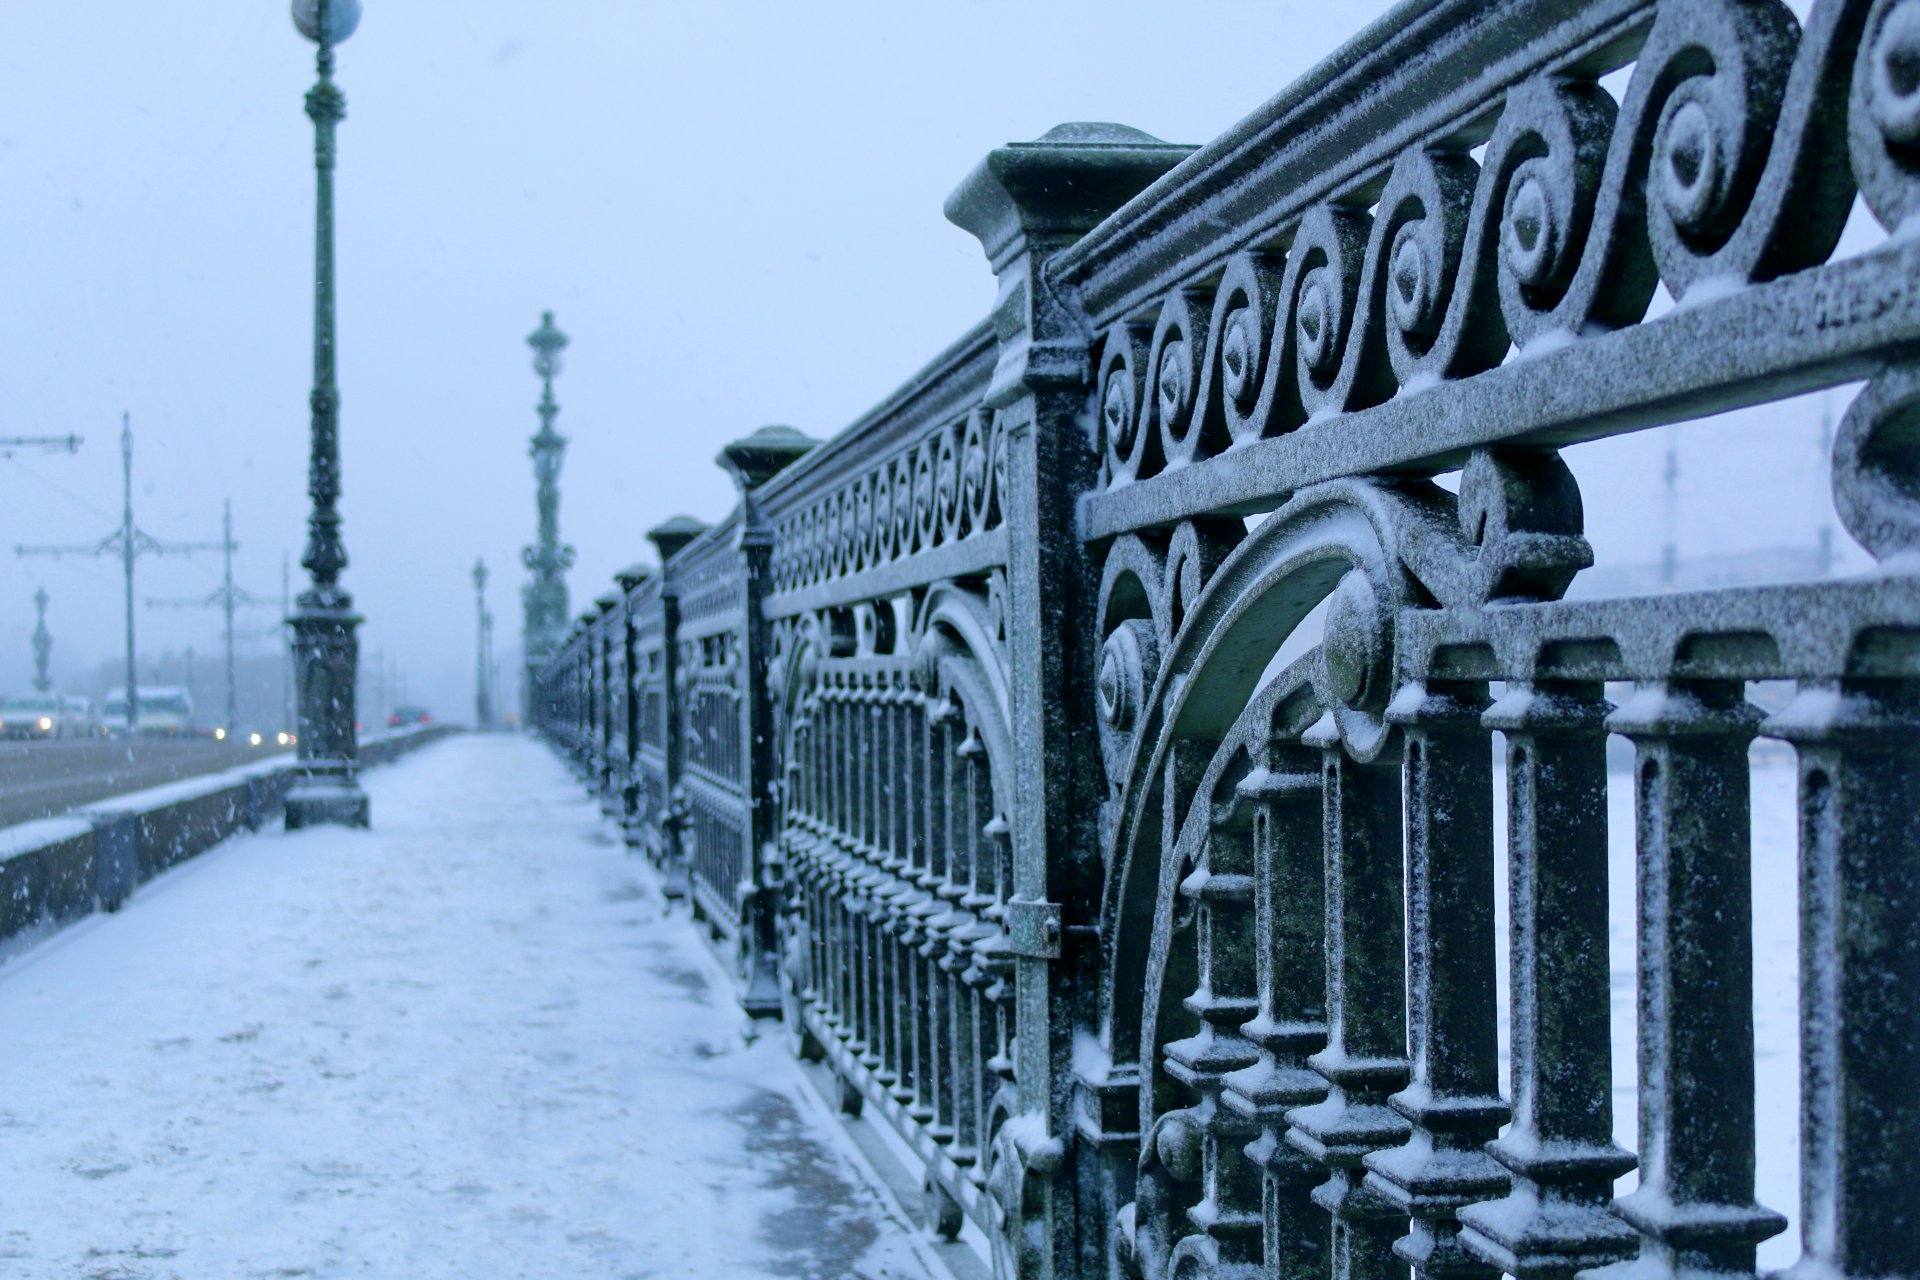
[{"xmin": 532, "ymin": 0, "xmax": 1920, "ymax": 1275}]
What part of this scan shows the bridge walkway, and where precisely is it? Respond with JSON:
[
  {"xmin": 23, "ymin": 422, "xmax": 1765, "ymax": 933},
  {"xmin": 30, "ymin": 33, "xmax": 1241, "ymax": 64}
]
[{"xmin": 0, "ymin": 733, "xmax": 939, "ymax": 1280}]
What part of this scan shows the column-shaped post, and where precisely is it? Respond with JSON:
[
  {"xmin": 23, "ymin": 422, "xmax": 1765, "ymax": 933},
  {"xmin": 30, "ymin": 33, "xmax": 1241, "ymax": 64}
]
[
  {"xmin": 946, "ymin": 121, "xmax": 1192, "ymax": 1274},
  {"xmin": 1224, "ymin": 741, "xmax": 1329, "ymax": 1280},
  {"xmin": 614, "ymin": 564, "xmax": 651, "ymax": 842},
  {"xmin": 1460, "ymin": 681, "xmax": 1636, "ymax": 1278},
  {"xmin": 719, "ymin": 426, "xmax": 818, "ymax": 1019},
  {"xmin": 648, "ymin": 516, "xmax": 708, "ymax": 899},
  {"xmin": 1606, "ymin": 679, "xmax": 1784, "ymax": 1280},
  {"xmin": 1366, "ymin": 681, "xmax": 1509, "ymax": 1280},
  {"xmin": 1763, "ymin": 678, "xmax": 1920, "ymax": 1280},
  {"xmin": 1286, "ymin": 720, "xmax": 1410, "ymax": 1280},
  {"xmin": 1164, "ymin": 744, "xmax": 1265, "ymax": 1276}
]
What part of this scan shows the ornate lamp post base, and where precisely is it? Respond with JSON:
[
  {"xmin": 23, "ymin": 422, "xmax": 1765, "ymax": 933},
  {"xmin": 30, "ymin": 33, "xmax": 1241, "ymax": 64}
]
[{"xmin": 286, "ymin": 587, "xmax": 369, "ymax": 830}]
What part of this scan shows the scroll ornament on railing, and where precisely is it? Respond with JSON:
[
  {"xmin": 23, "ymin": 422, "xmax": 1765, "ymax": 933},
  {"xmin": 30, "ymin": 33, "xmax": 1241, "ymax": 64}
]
[{"xmin": 1095, "ymin": 0, "xmax": 1920, "ymax": 491}]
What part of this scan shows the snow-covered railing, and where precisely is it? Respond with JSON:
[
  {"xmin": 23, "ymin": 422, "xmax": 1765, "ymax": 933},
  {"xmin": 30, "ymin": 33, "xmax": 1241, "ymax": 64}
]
[
  {"xmin": 1, "ymin": 724, "xmax": 459, "ymax": 957},
  {"xmin": 531, "ymin": 1, "xmax": 1920, "ymax": 1275}
]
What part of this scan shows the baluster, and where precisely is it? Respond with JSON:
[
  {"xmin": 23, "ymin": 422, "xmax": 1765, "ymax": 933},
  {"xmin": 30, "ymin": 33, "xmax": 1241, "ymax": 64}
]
[
  {"xmin": 1763, "ymin": 678, "xmax": 1920, "ymax": 1280},
  {"xmin": 1459, "ymin": 681, "xmax": 1636, "ymax": 1279},
  {"xmin": 1166, "ymin": 742, "xmax": 1265, "ymax": 1276},
  {"xmin": 952, "ymin": 723, "xmax": 999, "ymax": 1170},
  {"xmin": 1605, "ymin": 679, "xmax": 1783, "ymax": 1280},
  {"xmin": 1287, "ymin": 721, "xmax": 1410, "ymax": 1280},
  {"xmin": 851, "ymin": 683, "xmax": 884, "ymax": 1071},
  {"xmin": 941, "ymin": 720, "xmax": 988, "ymax": 1167},
  {"xmin": 981, "ymin": 812, "xmax": 1016, "ymax": 1092},
  {"xmin": 921, "ymin": 693, "xmax": 961, "ymax": 1146},
  {"xmin": 1224, "ymin": 742, "xmax": 1329, "ymax": 1280},
  {"xmin": 904, "ymin": 687, "xmax": 942, "ymax": 1123},
  {"xmin": 1366, "ymin": 682, "xmax": 1508, "ymax": 1280},
  {"xmin": 884, "ymin": 684, "xmax": 921, "ymax": 1102}
]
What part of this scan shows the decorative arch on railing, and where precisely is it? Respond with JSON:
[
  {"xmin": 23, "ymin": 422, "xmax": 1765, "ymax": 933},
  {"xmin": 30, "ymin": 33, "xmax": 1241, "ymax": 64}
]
[{"xmin": 1098, "ymin": 462, "xmax": 1590, "ymax": 1280}]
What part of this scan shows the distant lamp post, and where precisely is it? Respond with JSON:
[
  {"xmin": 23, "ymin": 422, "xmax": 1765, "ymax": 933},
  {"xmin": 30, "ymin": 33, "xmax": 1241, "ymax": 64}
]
[
  {"xmin": 473, "ymin": 557, "xmax": 494, "ymax": 729},
  {"xmin": 30, "ymin": 588, "xmax": 52, "ymax": 693},
  {"xmin": 286, "ymin": 0, "xmax": 370, "ymax": 829},
  {"xmin": 521, "ymin": 310, "xmax": 575, "ymax": 724}
]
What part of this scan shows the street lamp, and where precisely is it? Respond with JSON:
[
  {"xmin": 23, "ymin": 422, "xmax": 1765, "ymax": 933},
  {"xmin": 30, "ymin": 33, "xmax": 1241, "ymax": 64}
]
[
  {"xmin": 286, "ymin": 0, "xmax": 370, "ymax": 829},
  {"xmin": 521, "ymin": 310, "xmax": 575, "ymax": 725}
]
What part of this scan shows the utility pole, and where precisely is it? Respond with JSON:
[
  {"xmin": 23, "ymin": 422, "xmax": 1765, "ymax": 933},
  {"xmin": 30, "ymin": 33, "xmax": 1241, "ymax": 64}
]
[
  {"xmin": 16, "ymin": 414, "xmax": 221, "ymax": 732},
  {"xmin": 473, "ymin": 558, "xmax": 494, "ymax": 729},
  {"xmin": 1817, "ymin": 393, "xmax": 1836, "ymax": 578},
  {"xmin": 30, "ymin": 588, "xmax": 52, "ymax": 692},
  {"xmin": 1660, "ymin": 433, "xmax": 1679, "ymax": 592},
  {"xmin": 147, "ymin": 500, "xmax": 272, "ymax": 731}
]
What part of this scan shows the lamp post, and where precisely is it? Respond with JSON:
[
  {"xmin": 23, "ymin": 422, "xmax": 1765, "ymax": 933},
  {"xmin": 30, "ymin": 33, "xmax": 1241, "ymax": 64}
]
[
  {"xmin": 473, "ymin": 557, "xmax": 494, "ymax": 729},
  {"xmin": 286, "ymin": 0, "xmax": 370, "ymax": 828},
  {"xmin": 521, "ymin": 311, "xmax": 574, "ymax": 726}
]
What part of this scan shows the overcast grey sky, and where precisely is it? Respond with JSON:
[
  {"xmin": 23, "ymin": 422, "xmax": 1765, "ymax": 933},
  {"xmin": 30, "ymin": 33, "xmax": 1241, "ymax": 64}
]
[{"xmin": 0, "ymin": 1, "xmax": 1863, "ymax": 719}]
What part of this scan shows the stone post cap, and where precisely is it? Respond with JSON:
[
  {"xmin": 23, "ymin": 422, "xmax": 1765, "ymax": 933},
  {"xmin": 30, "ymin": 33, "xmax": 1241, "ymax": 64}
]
[
  {"xmin": 613, "ymin": 563, "xmax": 653, "ymax": 592},
  {"xmin": 593, "ymin": 592, "xmax": 621, "ymax": 615},
  {"xmin": 944, "ymin": 122, "xmax": 1193, "ymax": 270},
  {"xmin": 647, "ymin": 515, "xmax": 711, "ymax": 564},
  {"xmin": 716, "ymin": 424, "xmax": 821, "ymax": 492}
]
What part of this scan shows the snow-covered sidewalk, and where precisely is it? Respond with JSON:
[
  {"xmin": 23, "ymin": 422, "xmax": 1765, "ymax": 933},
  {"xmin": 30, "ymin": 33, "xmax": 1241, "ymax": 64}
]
[{"xmin": 0, "ymin": 734, "xmax": 939, "ymax": 1280}]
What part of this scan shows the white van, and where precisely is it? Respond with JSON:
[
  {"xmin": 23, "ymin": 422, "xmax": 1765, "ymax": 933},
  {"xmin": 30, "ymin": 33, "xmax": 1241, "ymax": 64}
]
[
  {"xmin": 0, "ymin": 693, "xmax": 64, "ymax": 740},
  {"xmin": 103, "ymin": 687, "xmax": 194, "ymax": 737}
]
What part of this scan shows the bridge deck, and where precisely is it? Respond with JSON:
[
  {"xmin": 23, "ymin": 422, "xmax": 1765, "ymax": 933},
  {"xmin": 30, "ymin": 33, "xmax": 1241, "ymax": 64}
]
[{"xmin": 0, "ymin": 734, "xmax": 937, "ymax": 1279}]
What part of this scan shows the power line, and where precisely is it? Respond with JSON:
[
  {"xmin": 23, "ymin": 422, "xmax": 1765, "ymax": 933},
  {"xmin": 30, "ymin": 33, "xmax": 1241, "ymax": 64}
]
[
  {"xmin": 146, "ymin": 499, "xmax": 273, "ymax": 731},
  {"xmin": 16, "ymin": 413, "xmax": 223, "ymax": 732}
]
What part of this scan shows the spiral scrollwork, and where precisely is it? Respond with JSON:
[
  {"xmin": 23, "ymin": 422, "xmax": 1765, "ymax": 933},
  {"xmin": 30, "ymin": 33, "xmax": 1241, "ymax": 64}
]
[
  {"xmin": 854, "ymin": 474, "xmax": 876, "ymax": 572},
  {"xmin": 962, "ymin": 409, "xmax": 993, "ymax": 534},
  {"xmin": 913, "ymin": 440, "xmax": 938, "ymax": 550},
  {"xmin": 1378, "ymin": 146, "xmax": 1508, "ymax": 386},
  {"xmin": 1833, "ymin": 360, "xmax": 1920, "ymax": 560},
  {"xmin": 891, "ymin": 455, "xmax": 915, "ymax": 553},
  {"xmin": 1101, "ymin": 325, "xmax": 1157, "ymax": 484},
  {"xmin": 936, "ymin": 424, "xmax": 963, "ymax": 543},
  {"xmin": 873, "ymin": 467, "xmax": 896, "ymax": 565},
  {"xmin": 1280, "ymin": 205, "xmax": 1383, "ymax": 419},
  {"xmin": 1854, "ymin": 0, "xmax": 1920, "ymax": 226},
  {"xmin": 1150, "ymin": 289, "xmax": 1217, "ymax": 468},
  {"xmin": 1486, "ymin": 74, "xmax": 1654, "ymax": 346},
  {"xmin": 1208, "ymin": 252, "xmax": 1288, "ymax": 448},
  {"xmin": 1634, "ymin": 0, "xmax": 1802, "ymax": 294}
]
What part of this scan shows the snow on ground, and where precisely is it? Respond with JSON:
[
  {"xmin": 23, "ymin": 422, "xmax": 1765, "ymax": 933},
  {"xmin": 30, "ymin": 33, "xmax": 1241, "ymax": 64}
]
[{"xmin": 0, "ymin": 734, "xmax": 941, "ymax": 1280}]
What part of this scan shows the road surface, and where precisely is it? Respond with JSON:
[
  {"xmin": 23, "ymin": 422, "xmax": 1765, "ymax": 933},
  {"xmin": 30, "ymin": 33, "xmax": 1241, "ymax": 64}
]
[{"xmin": 0, "ymin": 738, "xmax": 292, "ymax": 829}]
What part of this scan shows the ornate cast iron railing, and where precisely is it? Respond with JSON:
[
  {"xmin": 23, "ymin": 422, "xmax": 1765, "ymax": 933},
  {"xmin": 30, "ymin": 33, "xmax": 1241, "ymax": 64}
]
[{"xmin": 530, "ymin": 0, "xmax": 1920, "ymax": 1276}]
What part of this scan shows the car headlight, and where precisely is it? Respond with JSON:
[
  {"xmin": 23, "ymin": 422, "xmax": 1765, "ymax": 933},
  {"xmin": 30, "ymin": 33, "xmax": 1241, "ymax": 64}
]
[
  {"xmin": 249, "ymin": 732, "xmax": 263, "ymax": 746},
  {"xmin": 214, "ymin": 727, "xmax": 227, "ymax": 741},
  {"xmin": 37, "ymin": 717, "xmax": 53, "ymax": 731}
]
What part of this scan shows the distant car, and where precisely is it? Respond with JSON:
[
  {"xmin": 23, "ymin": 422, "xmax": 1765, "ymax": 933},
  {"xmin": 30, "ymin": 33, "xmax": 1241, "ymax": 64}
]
[
  {"xmin": 388, "ymin": 705, "xmax": 431, "ymax": 728},
  {"xmin": 0, "ymin": 693, "xmax": 65, "ymax": 740},
  {"xmin": 61, "ymin": 695, "xmax": 104, "ymax": 738},
  {"xmin": 103, "ymin": 686, "xmax": 195, "ymax": 737}
]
